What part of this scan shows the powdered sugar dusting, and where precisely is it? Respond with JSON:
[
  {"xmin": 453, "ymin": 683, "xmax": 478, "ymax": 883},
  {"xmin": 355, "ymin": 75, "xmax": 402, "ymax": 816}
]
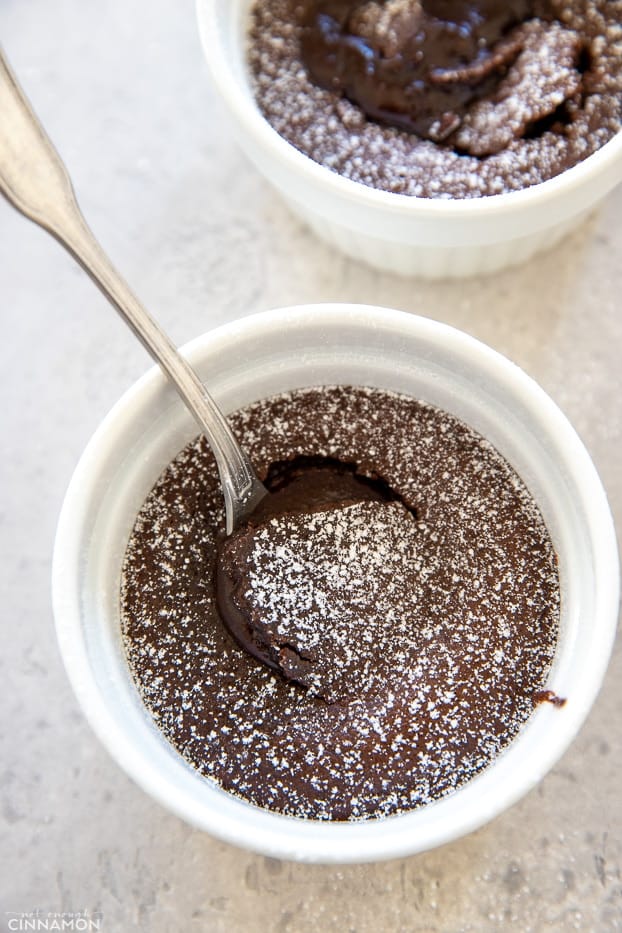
[
  {"xmin": 121, "ymin": 386, "xmax": 560, "ymax": 821},
  {"xmin": 224, "ymin": 500, "xmax": 425, "ymax": 703},
  {"xmin": 454, "ymin": 20, "xmax": 582, "ymax": 157}
]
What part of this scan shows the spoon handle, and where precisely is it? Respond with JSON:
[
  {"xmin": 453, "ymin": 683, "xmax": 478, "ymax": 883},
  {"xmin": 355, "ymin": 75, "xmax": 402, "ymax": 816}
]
[{"xmin": 0, "ymin": 48, "xmax": 265, "ymax": 533}]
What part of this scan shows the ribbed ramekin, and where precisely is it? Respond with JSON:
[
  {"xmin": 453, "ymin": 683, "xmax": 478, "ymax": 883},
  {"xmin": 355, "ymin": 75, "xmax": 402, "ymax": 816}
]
[{"xmin": 196, "ymin": 0, "xmax": 622, "ymax": 278}]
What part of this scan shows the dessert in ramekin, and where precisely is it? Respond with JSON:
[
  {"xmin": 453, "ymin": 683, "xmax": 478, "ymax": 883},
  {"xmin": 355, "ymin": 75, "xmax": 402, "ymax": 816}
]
[
  {"xmin": 196, "ymin": 1, "xmax": 622, "ymax": 277},
  {"xmin": 53, "ymin": 305, "xmax": 619, "ymax": 862}
]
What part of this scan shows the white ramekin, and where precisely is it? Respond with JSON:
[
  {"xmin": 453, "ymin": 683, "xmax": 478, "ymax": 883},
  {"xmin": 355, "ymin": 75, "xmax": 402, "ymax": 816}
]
[
  {"xmin": 53, "ymin": 305, "xmax": 619, "ymax": 863},
  {"xmin": 196, "ymin": 0, "xmax": 622, "ymax": 278}
]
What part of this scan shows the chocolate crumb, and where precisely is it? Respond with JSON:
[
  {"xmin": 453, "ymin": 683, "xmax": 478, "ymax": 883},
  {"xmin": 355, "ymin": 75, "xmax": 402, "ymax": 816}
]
[{"xmin": 533, "ymin": 689, "xmax": 567, "ymax": 707}]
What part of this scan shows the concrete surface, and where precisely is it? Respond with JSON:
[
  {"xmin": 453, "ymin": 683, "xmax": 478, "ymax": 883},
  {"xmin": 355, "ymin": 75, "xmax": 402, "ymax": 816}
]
[{"xmin": 0, "ymin": 1, "xmax": 620, "ymax": 930}]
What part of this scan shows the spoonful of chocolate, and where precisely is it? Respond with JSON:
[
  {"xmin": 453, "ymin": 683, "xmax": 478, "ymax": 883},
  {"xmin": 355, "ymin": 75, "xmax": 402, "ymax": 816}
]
[
  {"xmin": 0, "ymin": 49, "xmax": 267, "ymax": 534},
  {"xmin": 215, "ymin": 454, "xmax": 419, "ymax": 696}
]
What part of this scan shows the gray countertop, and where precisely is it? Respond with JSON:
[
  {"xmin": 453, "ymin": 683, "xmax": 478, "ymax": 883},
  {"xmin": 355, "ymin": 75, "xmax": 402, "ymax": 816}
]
[{"xmin": 1, "ymin": 1, "xmax": 621, "ymax": 930}]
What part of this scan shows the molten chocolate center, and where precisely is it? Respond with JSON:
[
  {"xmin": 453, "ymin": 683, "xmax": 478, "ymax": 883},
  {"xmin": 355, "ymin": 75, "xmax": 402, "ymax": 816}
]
[{"xmin": 300, "ymin": 0, "xmax": 554, "ymax": 140}]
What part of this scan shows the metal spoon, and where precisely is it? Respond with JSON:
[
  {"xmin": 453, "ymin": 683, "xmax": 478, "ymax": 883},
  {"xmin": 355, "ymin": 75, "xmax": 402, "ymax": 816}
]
[{"xmin": 0, "ymin": 49, "xmax": 267, "ymax": 534}]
